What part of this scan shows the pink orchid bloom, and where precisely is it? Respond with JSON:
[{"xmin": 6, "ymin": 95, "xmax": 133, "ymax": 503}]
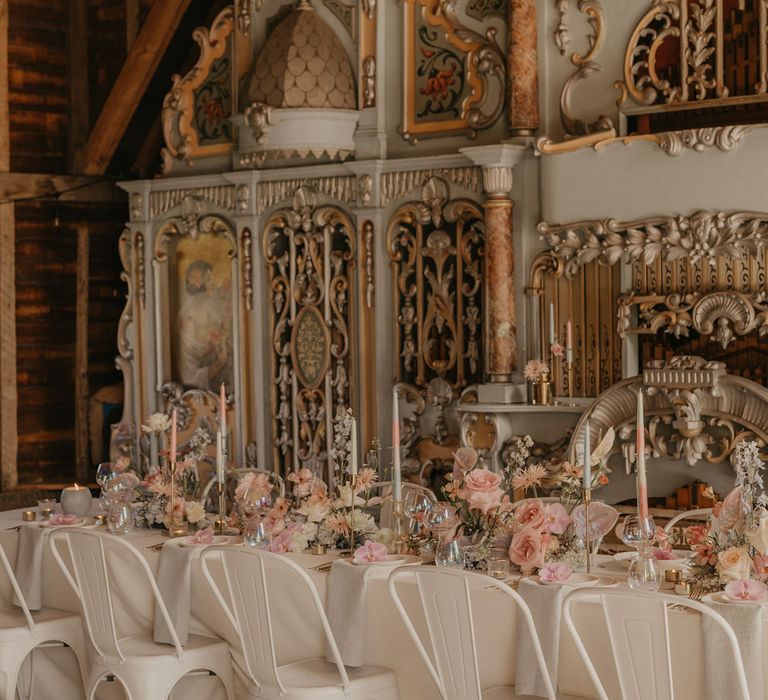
[
  {"xmin": 353, "ymin": 540, "xmax": 388, "ymax": 564},
  {"xmin": 725, "ymin": 579, "xmax": 767, "ymax": 602},
  {"xmin": 539, "ymin": 561, "xmax": 572, "ymax": 583},
  {"xmin": 189, "ymin": 527, "xmax": 215, "ymax": 545}
]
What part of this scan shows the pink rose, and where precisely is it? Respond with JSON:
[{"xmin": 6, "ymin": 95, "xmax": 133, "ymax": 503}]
[
  {"xmin": 353, "ymin": 540, "xmax": 388, "ymax": 564},
  {"xmin": 539, "ymin": 561, "xmax": 572, "ymax": 583},
  {"xmin": 467, "ymin": 489, "xmax": 504, "ymax": 514},
  {"xmin": 509, "ymin": 527, "xmax": 548, "ymax": 575},
  {"xmin": 461, "ymin": 468, "xmax": 502, "ymax": 493},
  {"xmin": 544, "ymin": 503, "xmax": 570, "ymax": 535},
  {"xmin": 515, "ymin": 499, "xmax": 547, "ymax": 531}
]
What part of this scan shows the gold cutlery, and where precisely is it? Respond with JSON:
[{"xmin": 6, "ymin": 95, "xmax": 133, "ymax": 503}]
[
  {"xmin": 145, "ymin": 542, "xmax": 165, "ymax": 551},
  {"xmin": 688, "ymin": 584, "xmax": 703, "ymax": 601},
  {"xmin": 5, "ymin": 525, "xmax": 21, "ymax": 532},
  {"xmin": 309, "ymin": 562, "xmax": 334, "ymax": 572}
]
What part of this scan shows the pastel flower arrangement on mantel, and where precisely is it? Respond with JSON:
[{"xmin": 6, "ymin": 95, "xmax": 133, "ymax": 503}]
[{"xmin": 683, "ymin": 441, "xmax": 768, "ymax": 593}]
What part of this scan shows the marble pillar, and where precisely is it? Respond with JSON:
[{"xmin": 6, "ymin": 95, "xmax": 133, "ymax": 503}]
[
  {"xmin": 482, "ymin": 166, "xmax": 516, "ymax": 382},
  {"xmin": 508, "ymin": 0, "xmax": 540, "ymax": 136}
]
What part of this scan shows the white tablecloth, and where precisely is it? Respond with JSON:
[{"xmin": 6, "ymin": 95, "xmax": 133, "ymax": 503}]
[{"xmin": 1, "ymin": 506, "xmax": 767, "ymax": 700}]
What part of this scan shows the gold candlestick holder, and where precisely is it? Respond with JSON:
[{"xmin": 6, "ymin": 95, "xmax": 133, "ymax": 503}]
[
  {"xmin": 566, "ymin": 359, "xmax": 575, "ymax": 406},
  {"xmin": 168, "ymin": 462, "xmax": 186, "ymax": 538},
  {"xmin": 583, "ymin": 486, "xmax": 592, "ymax": 574},
  {"xmin": 214, "ymin": 481, "xmax": 227, "ymax": 534},
  {"xmin": 391, "ymin": 498, "xmax": 406, "ymax": 554}
]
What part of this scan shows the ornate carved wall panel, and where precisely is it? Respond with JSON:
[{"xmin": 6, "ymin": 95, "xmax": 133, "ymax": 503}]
[
  {"xmin": 399, "ymin": 0, "xmax": 506, "ymax": 143},
  {"xmin": 387, "ymin": 177, "xmax": 484, "ymax": 392},
  {"xmin": 263, "ymin": 186, "xmax": 357, "ymax": 485}
]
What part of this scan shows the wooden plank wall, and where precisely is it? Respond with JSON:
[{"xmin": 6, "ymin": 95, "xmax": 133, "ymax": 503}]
[{"xmin": 9, "ymin": 0, "xmax": 129, "ymax": 486}]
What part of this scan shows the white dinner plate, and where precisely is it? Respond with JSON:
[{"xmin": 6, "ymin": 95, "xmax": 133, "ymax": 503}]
[
  {"xmin": 39, "ymin": 517, "xmax": 88, "ymax": 528},
  {"xmin": 613, "ymin": 550, "xmax": 689, "ymax": 570},
  {"xmin": 178, "ymin": 535, "xmax": 237, "ymax": 548},
  {"xmin": 352, "ymin": 554, "xmax": 421, "ymax": 567},
  {"xmin": 702, "ymin": 591, "xmax": 768, "ymax": 605}
]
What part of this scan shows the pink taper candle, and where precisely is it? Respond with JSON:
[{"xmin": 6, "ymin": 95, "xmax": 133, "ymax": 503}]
[
  {"xmin": 636, "ymin": 389, "xmax": 649, "ymax": 518},
  {"xmin": 170, "ymin": 408, "xmax": 178, "ymax": 465}
]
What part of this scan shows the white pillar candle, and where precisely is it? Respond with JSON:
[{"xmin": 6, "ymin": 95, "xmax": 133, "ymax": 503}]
[
  {"xmin": 216, "ymin": 431, "xmax": 225, "ymax": 484},
  {"xmin": 393, "ymin": 388, "xmax": 402, "ymax": 501},
  {"xmin": 170, "ymin": 408, "xmax": 178, "ymax": 465},
  {"xmin": 582, "ymin": 422, "xmax": 591, "ymax": 490},
  {"xmin": 219, "ymin": 383, "xmax": 227, "ymax": 439},
  {"xmin": 61, "ymin": 484, "xmax": 92, "ymax": 517},
  {"xmin": 636, "ymin": 389, "xmax": 649, "ymax": 518},
  {"xmin": 350, "ymin": 416, "xmax": 358, "ymax": 476}
]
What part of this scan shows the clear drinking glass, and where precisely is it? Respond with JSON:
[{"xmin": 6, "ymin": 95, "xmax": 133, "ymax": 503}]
[
  {"xmin": 627, "ymin": 553, "xmax": 662, "ymax": 591},
  {"xmin": 242, "ymin": 488, "xmax": 272, "ymax": 520},
  {"xmin": 243, "ymin": 518, "xmax": 269, "ymax": 548},
  {"xmin": 107, "ymin": 503, "xmax": 135, "ymax": 536},
  {"xmin": 435, "ymin": 538, "xmax": 464, "ymax": 568}
]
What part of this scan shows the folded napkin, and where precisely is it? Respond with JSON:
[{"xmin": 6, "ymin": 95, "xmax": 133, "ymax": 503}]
[
  {"xmin": 703, "ymin": 598, "xmax": 764, "ymax": 700},
  {"xmin": 13, "ymin": 524, "xmax": 46, "ymax": 611},
  {"xmin": 515, "ymin": 577, "xmax": 564, "ymax": 698},
  {"xmin": 153, "ymin": 541, "xmax": 200, "ymax": 646},
  {"xmin": 325, "ymin": 560, "xmax": 372, "ymax": 667}
]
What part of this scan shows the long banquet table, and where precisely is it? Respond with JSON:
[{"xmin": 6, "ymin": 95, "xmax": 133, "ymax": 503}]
[{"xmin": 0, "ymin": 505, "xmax": 766, "ymax": 700}]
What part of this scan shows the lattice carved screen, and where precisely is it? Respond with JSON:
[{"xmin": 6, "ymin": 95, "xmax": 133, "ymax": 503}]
[
  {"xmin": 263, "ymin": 187, "xmax": 356, "ymax": 483},
  {"xmin": 542, "ymin": 261, "xmax": 623, "ymax": 397}
]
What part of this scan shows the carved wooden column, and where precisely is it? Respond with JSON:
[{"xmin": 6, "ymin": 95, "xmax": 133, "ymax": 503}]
[
  {"xmin": 482, "ymin": 167, "xmax": 516, "ymax": 382},
  {"xmin": 461, "ymin": 144, "xmax": 527, "ymax": 400},
  {"xmin": 508, "ymin": 0, "xmax": 539, "ymax": 136}
]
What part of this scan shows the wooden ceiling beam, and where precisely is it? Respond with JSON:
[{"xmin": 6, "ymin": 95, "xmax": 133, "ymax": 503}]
[
  {"xmin": 0, "ymin": 173, "xmax": 122, "ymax": 204},
  {"xmin": 79, "ymin": 0, "xmax": 193, "ymax": 176},
  {"xmin": 66, "ymin": 0, "xmax": 90, "ymax": 173}
]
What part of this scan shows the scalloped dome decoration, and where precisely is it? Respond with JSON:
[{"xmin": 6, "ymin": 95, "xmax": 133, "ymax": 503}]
[{"xmin": 248, "ymin": 0, "xmax": 356, "ymax": 110}]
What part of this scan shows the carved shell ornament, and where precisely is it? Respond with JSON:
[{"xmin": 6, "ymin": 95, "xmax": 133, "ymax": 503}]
[
  {"xmin": 691, "ymin": 292, "xmax": 754, "ymax": 349},
  {"xmin": 418, "ymin": 177, "xmax": 450, "ymax": 227}
]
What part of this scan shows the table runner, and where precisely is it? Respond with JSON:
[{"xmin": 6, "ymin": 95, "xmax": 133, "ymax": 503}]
[
  {"xmin": 325, "ymin": 559, "xmax": 372, "ymax": 667},
  {"xmin": 154, "ymin": 540, "xmax": 200, "ymax": 646},
  {"xmin": 703, "ymin": 598, "xmax": 764, "ymax": 700},
  {"xmin": 515, "ymin": 577, "xmax": 564, "ymax": 698}
]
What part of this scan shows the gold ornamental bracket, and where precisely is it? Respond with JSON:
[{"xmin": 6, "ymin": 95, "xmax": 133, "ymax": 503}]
[{"xmin": 617, "ymin": 290, "xmax": 768, "ymax": 350}]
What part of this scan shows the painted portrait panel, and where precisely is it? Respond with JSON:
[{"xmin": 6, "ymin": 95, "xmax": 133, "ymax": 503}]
[{"xmin": 169, "ymin": 232, "xmax": 234, "ymax": 392}]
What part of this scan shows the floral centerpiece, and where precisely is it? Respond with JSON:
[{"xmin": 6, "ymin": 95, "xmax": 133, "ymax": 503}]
[
  {"xmin": 132, "ymin": 412, "xmax": 213, "ymax": 531},
  {"xmin": 524, "ymin": 360, "xmax": 551, "ymax": 404},
  {"xmin": 684, "ymin": 441, "xmax": 768, "ymax": 592}
]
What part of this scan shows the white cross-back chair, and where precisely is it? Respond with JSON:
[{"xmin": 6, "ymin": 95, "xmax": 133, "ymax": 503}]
[
  {"xmin": 200, "ymin": 546, "xmax": 399, "ymax": 699},
  {"xmin": 387, "ymin": 567, "xmax": 556, "ymax": 700},
  {"xmin": 0, "ymin": 541, "xmax": 88, "ymax": 700},
  {"xmin": 49, "ymin": 529, "xmax": 234, "ymax": 700},
  {"xmin": 663, "ymin": 508, "xmax": 713, "ymax": 533},
  {"xmin": 562, "ymin": 588, "xmax": 750, "ymax": 700}
]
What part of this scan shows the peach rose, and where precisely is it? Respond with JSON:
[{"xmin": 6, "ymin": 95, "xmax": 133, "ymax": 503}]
[
  {"xmin": 684, "ymin": 524, "xmax": 709, "ymax": 546},
  {"xmin": 509, "ymin": 527, "xmax": 548, "ymax": 575},
  {"xmin": 461, "ymin": 468, "xmax": 502, "ymax": 493},
  {"xmin": 716, "ymin": 546, "xmax": 752, "ymax": 583},
  {"xmin": 515, "ymin": 499, "xmax": 547, "ymax": 531}
]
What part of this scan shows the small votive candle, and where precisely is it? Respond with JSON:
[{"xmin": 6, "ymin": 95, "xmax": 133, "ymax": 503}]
[
  {"xmin": 674, "ymin": 581, "xmax": 691, "ymax": 596},
  {"xmin": 665, "ymin": 569, "xmax": 683, "ymax": 584},
  {"xmin": 22, "ymin": 510, "xmax": 35, "ymax": 522},
  {"xmin": 94, "ymin": 514, "xmax": 106, "ymax": 526},
  {"xmin": 61, "ymin": 484, "xmax": 92, "ymax": 517},
  {"xmin": 311, "ymin": 543, "xmax": 328, "ymax": 555},
  {"xmin": 486, "ymin": 556, "xmax": 511, "ymax": 580},
  {"xmin": 40, "ymin": 508, "xmax": 51, "ymax": 520}
]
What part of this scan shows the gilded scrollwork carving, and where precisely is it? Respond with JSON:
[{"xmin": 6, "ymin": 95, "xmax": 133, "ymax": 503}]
[
  {"xmin": 387, "ymin": 178, "xmax": 484, "ymax": 392},
  {"xmin": 135, "ymin": 232, "xmax": 145, "ymax": 310},
  {"xmin": 236, "ymin": 0, "xmax": 251, "ymax": 34},
  {"xmin": 256, "ymin": 176, "xmax": 357, "ymax": 214},
  {"xmin": 618, "ymin": 290, "xmax": 768, "ymax": 350},
  {"xmin": 358, "ymin": 175, "xmax": 373, "ymax": 207},
  {"xmin": 380, "ymin": 166, "xmax": 481, "ymax": 206},
  {"xmin": 149, "ymin": 186, "xmax": 236, "ymax": 219},
  {"xmin": 117, "ymin": 228, "xmax": 134, "ymax": 361},
  {"xmin": 554, "ymin": 0, "xmax": 570, "ymax": 55},
  {"xmin": 263, "ymin": 186, "xmax": 356, "ymax": 481},
  {"xmin": 362, "ymin": 0, "xmax": 376, "ymax": 20},
  {"xmin": 539, "ymin": 210, "xmax": 768, "ymax": 278},
  {"xmin": 363, "ymin": 220, "xmax": 375, "ymax": 308},
  {"xmin": 130, "ymin": 193, "xmax": 143, "ymax": 222},
  {"xmin": 241, "ymin": 228, "xmax": 253, "ymax": 312},
  {"xmin": 161, "ymin": 7, "xmax": 235, "ymax": 172},
  {"xmin": 362, "ymin": 56, "xmax": 376, "ymax": 108},
  {"xmin": 570, "ymin": 356, "xmax": 768, "ymax": 468},
  {"xmin": 400, "ymin": 0, "xmax": 506, "ymax": 143},
  {"xmin": 559, "ymin": 0, "xmax": 614, "ymax": 136}
]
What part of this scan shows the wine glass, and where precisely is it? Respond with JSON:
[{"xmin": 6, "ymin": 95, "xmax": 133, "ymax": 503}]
[
  {"xmin": 427, "ymin": 502, "xmax": 457, "ymax": 533},
  {"xmin": 621, "ymin": 514, "xmax": 661, "ymax": 591},
  {"xmin": 242, "ymin": 488, "xmax": 273, "ymax": 520},
  {"xmin": 404, "ymin": 491, "xmax": 433, "ymax": 536},
  {"xmin": 96, "ymin": 462, "xmax": 116, "ymax": 488},
  {"xmin": 620, "ymin": 515, "xmax": 656, "ymax": 550}
]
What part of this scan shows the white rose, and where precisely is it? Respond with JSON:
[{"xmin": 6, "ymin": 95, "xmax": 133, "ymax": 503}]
[
  {"xmin": 302, "ymin": 521, "xmax": 318, "ymax": 541},
  {"xmin": 142, "ymin": 413, "xmax": 171, "ymax": 433},
  {"xmin": 716, "ymin": 546, "xmax": 752, "ymax": 583},
  {"xmin": 184, "ymin": 501, "xmax": 206, "ymax": 524},
  {"xmin": 748, "ymin": 515, "xmax": 768, "ymax": 555}
]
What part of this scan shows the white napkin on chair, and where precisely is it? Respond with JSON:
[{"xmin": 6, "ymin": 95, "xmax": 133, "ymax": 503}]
[
  {"xmin": 514, "ymin": 578, "xmax": 563, "ymax": 698},
  {"xmin": 13, "ymin": 524, "xmax": 46, "ymax": 611},
  {"xmin": 153, "ymin": 541, "xmax": 200, "ymax": 646},
  {"xmin": 703, "ymin": 598, "xmax": 764, "ymax": 700},
  {"xmin": 325, "ymin": 559, "xmax": 372, "ymax": 667}
]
